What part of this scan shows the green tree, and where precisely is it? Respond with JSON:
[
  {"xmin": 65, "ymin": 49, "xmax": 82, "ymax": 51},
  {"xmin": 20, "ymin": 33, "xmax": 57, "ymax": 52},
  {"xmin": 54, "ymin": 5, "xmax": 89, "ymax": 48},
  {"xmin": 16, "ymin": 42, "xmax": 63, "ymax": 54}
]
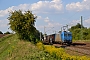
[
  {"xmin": 8, "ymin": 10, "xmax": 37, "ymax": 40},
  {"xmin": 4, "ymin": 31, "xmax": 11, "ymax": 34},
  {"xmin": 70, "ymin": 23, "xmax": 84, "ymax": 30},
  {"xmin": 31, "ymin": 30, "xmax": 43, "ymax": 43},
  {"xmin": 86, "ymin": 28, "xmax": 90, "ymax": 39},
  {"xmin": 0, "ymin": 31, "xmax": 3, "ymax": 34},
  {"xmin": 70, "ymin": 23, "xmax": 90, "ymax": 40}
]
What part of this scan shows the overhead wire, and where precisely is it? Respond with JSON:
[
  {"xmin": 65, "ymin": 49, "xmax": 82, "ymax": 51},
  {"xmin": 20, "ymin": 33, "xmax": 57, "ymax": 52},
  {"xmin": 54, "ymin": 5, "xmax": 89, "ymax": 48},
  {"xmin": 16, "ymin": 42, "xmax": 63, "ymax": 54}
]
[{"xmin": 65, "ymin": 0, "xmax": 90, "ymax": 27}]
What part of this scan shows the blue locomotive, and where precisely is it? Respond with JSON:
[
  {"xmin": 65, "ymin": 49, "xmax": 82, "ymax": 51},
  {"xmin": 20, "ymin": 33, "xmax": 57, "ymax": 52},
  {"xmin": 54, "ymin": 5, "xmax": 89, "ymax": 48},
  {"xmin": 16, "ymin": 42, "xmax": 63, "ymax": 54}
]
[
  {"xmin": 43, "ymin": 26, "xmax": 72, "ymax": 44},
  {"xmin": 61, "ymin": 31, "xmax": 72, "ymax": 44}
]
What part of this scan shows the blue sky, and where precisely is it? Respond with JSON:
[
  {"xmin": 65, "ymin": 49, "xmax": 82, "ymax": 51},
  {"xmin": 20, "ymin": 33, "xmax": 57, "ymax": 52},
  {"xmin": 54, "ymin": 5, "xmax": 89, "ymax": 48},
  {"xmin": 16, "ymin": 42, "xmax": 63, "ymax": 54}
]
[{"xmin": 0, "ymin": 0, "xmax": 90, "ymax": 34}]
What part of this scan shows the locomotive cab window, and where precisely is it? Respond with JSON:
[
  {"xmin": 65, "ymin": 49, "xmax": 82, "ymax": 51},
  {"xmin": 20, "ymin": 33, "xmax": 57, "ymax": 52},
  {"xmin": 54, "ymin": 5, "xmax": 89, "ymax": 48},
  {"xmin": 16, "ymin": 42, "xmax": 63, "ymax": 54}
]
[
  {"xmin": 68, "ymin": 34, "xmax": 71, "ymax": 36},
  {"xmin": 64, "ymin": 33, "xmax": 67, "ymax": 36}
]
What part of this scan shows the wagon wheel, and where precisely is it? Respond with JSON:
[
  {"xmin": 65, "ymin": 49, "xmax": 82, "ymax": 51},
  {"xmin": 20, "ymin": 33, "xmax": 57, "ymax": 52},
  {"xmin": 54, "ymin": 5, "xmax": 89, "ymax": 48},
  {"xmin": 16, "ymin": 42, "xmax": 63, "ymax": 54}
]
[{"xmin": 61, "ymin": 42, "xmax": 63, "ymax": 45}]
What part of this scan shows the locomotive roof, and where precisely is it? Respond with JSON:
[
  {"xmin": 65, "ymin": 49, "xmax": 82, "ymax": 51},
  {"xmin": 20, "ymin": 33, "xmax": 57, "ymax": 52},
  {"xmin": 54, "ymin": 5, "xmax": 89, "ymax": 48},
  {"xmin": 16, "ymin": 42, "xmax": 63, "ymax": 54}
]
[{"xmin": 61, "ymin": 31, "xmax": 72, "ymax": 34}]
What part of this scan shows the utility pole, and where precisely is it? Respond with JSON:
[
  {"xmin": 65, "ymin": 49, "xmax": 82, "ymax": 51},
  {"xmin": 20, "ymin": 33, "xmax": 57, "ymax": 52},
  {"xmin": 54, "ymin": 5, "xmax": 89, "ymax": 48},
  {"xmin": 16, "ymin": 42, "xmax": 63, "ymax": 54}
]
[
  {"xmin": 40, "ymin": 32, "xmax": 41, "ymax": 40},
  {"xmin": 44, "ymin": 26, "xmax": 46, "ymax": 40},
  {"xmin": 66, "ymin": 24, "xmax": 68, "ymax": 31},
  {"xmin": 81, "ymin": 16, "xmax": 83, "ymax": 40}
]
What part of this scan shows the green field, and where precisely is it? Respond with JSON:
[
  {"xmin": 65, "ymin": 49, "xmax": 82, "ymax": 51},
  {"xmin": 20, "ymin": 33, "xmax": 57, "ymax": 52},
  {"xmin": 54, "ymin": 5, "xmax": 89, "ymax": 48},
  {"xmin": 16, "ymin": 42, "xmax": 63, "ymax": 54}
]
[
  {"xmin": 0, "ymin": 34, "xmax": 56, "ymax": 60},
  {"xmin": 0, "ymin": 34, "xmax": 90, "ymax": 60}
]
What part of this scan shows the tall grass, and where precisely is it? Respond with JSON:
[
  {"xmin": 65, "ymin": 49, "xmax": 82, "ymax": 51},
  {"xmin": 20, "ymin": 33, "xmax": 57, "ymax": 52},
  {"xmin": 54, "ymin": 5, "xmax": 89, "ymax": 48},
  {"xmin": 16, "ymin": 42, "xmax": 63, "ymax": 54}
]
[{"xmin": 0, "ymin": 34, "xmax": 56, "ymax": 60}]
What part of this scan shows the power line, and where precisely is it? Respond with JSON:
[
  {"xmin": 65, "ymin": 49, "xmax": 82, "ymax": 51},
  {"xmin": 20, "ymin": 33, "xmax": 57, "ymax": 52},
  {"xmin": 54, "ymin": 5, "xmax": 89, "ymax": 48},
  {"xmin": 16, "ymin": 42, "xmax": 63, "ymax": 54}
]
[{"xmin": 66, "ymin": 0, "xmax": 90, "ymax": 25}]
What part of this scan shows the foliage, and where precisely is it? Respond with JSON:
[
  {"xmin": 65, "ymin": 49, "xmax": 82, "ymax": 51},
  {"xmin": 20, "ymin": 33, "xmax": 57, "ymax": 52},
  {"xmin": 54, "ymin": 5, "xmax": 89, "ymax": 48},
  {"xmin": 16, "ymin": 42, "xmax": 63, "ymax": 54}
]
[
  {"xmin": 37, "ymin": 42, "xmax": 90, "ymax": 60},
  {"xmin": 70, "ymin": 23, "xmax": 90, "ymax": 40},
  {"xmin": 4, "ymin": 31, "xmax": 11, "ymax": 34},
  {"xmin": 36, "ymin": 42, "xmax": 44, "ymax": 50},
  {"xmin": 8, "ymin": 10, "xmax": 37, "ymax": 40},
  {"xmin": 70, "ymin": 23, "xmax": 84, "ymax": 30},
  {"xmin": 0, "ymin": 31, "xmax": 3, "ymax": 34}
]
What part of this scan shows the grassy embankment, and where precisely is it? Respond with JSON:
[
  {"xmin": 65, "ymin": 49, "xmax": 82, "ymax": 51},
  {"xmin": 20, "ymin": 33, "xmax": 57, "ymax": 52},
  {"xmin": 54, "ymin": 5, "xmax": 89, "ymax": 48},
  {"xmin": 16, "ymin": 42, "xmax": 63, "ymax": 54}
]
[
  {"xmin": 0, "ymin": 34, "xmax": 90, "ymax": 60},
  {"xmin": 0, "ymin": 34, "xmax": 56, "ymax": 60}
]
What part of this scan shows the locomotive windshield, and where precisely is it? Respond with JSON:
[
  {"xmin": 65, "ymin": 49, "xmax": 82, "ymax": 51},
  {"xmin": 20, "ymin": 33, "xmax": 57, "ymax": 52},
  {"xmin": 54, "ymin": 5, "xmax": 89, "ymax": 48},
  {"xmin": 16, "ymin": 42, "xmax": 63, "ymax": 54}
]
[
  {"xmin": 64, "ymin": 33, "xmax": 67, "ymax": 36},
  {"xmin": 68, "ymin": 34, "xmax": 71, "ymax": 36},
  {"xmin": 64, "ymin": 32, "xmax": 72, "ymax": 37}
]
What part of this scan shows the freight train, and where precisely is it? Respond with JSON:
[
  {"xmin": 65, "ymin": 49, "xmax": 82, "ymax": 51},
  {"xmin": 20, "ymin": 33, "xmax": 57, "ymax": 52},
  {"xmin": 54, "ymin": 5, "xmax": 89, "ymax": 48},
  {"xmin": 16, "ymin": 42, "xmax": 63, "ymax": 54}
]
[{"xmin": 42, "ymin": 26, "xmax": 72, "ymax": 45}]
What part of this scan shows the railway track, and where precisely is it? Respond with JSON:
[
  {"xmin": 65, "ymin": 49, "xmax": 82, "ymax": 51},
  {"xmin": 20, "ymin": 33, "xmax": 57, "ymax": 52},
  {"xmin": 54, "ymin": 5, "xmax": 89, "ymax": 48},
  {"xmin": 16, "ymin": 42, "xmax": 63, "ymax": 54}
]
[
  {"xmin": 53, "ymin": 42, "xmax": 90, "ymax": 56},
  {"xmin": 72, "ymin": 45, "xmax": 90, "ymax": 50},
  {"xmin": 66, "ymin": 46, "xmax": 90, "ymax": 56}
]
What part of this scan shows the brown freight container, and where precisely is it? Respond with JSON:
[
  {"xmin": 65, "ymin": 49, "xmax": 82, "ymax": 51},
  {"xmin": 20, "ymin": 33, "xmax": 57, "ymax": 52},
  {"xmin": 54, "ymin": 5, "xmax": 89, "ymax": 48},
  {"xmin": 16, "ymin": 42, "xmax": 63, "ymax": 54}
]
[{"xmin": 55, "ymin": 34, "xmax": 62, "ymax": 43}]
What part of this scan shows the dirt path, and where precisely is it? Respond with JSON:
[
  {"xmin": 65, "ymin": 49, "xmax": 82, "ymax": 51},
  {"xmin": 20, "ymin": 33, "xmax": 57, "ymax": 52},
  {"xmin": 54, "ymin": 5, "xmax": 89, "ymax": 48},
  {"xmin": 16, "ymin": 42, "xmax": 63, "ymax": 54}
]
[{"xmin": 0, "ymin": 34, "xmax": 7, "ymax": 38}]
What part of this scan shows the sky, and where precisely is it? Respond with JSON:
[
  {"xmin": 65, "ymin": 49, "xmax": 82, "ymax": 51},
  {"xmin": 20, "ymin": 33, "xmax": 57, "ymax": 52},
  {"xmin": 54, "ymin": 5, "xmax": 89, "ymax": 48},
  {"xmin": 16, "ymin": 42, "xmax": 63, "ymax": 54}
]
[{"xmin": 0, "ymin": 0, "xmax": 90, "ymax": 34}]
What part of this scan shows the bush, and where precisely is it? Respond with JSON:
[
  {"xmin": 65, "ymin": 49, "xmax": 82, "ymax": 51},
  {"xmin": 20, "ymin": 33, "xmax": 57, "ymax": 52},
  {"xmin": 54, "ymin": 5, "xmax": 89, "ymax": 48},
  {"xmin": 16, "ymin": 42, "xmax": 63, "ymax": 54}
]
[
  {"xmin": 36, "ymin": 42, "xmax": 90, "ymax": 60},
  {"xmin": 0, "ymin": 31, "xmax": 3, "ymax": 34},
  {"xmin": 8, "ymin": 10, "xmax": 37, "ymax": 40},
  {"xmin": 4, "ymin": 31, "xmax": 11, "ymax": 34}
]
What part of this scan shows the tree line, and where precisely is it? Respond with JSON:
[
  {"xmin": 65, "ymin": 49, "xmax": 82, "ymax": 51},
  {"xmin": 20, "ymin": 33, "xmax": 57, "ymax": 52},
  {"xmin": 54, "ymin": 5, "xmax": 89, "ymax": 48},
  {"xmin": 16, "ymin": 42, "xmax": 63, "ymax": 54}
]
[
  {"xmin": 0, "ymin": 31, "xmax": 11, "ymax": 34},
  {"xmin": 69, "ymin": 23, "xmax": 90, "ymax": 40}
]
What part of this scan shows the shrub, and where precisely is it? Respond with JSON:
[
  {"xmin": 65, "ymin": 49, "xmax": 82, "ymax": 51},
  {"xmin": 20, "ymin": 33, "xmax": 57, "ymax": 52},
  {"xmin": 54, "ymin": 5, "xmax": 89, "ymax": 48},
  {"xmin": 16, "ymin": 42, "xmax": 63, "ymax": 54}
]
[
  {"xmin": 37, "ymin": 42, "xmax": 90, "ymax": 60},
  {"xmin": 0, "ymin": 31, "xmax": 3, "ymax": 34},
  {"xmin": 4, "ymin": 31, "xmax": 11, "ymax": 34}
]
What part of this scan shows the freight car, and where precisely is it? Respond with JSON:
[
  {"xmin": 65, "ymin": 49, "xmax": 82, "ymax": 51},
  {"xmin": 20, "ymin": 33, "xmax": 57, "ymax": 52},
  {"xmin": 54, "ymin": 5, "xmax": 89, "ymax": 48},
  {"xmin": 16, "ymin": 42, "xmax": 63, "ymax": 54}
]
[{"xmin": 42, "ymin": 26, "xmax": 72, "ymax": 45}]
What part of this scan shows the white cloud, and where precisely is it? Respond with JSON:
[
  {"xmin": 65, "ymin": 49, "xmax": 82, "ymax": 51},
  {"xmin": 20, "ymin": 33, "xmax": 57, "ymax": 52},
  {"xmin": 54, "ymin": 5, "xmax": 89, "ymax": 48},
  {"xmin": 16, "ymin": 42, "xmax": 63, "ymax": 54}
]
[
  {"xmin": 0, "ymin": 6, "xmax": 17, "ymax": 17},
  {"xmin": 37, "ymin": 16, "xmax": 42, "ymax": 20},
  {"xmin": 0, "ymin": 4, "xmax": 30, "ymax": 17},
  {"xmin": 85, "ymin": 18, "xmax": 90, "ymax": 24},
  {"xmin": 44, "ymin": 22, "xmax": 62, "ymax": 34},
  {"xmin": 31, "ymin": 0, "xmax": 63, "ymax": 10},
  {"xmin": 0, "ymin": 19, "xmax": 9, "ymax": 32},
  {"xmin": 69, "ymin": 20, "xmax": 80, "ymax": 26},
  {"xmin": 46, "ymin": 22, "xmax": 61, "ymax": 27},
  {"xmin": 0, "ymin": 9, "xmax": 10, "ymax": 17},
  {"xmin": 34, "ymin": 16, "xmax": 60, "ymax": 31},
  {"xmin": 84, "ymin": 18, "xmax": 90, "ymax": 28},
  {"xmin": 0, "ymin": 19, "xmax": 8, "ymax": 27},
  {"xmin": 41, "ymin": 16, "xmax": 62, "ymax": 28},
  {"xmin": 47, "ymin": 22, "xmax": 54, "ymax": 27},
  {"xmin": 30, "ymin": 0, "xmax": 63, "ymax": 13},
  {"xmin": 0, "ymin": 0, "xmax": 63, "ymax": 18},
  {"xmin": 66, "ymin": 0, "xmax": 90, "ymax": 11},
  {"xmin": 44, "ymin": 17, "xmax": 49, "ymax": 22},
  {"xmin": 44, "ymin": 17, "xmax": 62, "ymax": 28},
  {"xmin": 68, "ymin": 18, "xmax": 90, "ymax": 28},
  {"xmin": 38, "ymin": 16, "xmax": 62, "ymax": 29}
]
